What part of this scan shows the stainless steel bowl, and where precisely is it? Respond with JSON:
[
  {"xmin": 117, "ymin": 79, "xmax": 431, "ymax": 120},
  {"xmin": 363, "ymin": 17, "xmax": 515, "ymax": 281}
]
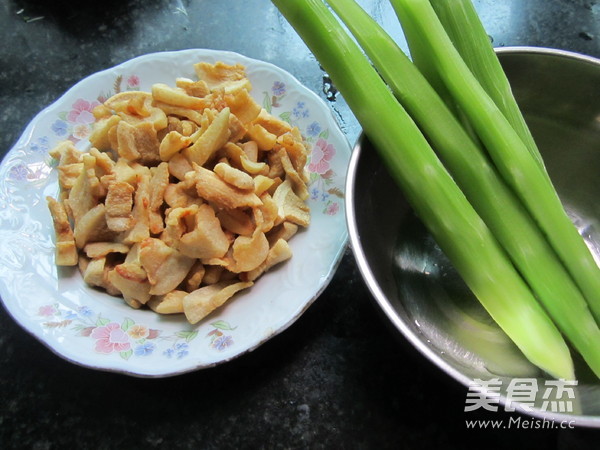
[{"xmin": 346, "ymin": 47, "xmax": 600, "ymax": 426}]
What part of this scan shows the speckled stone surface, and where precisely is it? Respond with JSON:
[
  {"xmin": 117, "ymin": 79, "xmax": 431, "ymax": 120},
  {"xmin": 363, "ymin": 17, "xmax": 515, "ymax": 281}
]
[{"xmin": 1, "ymin": 0, "xmax": 600, "ymax": 448}]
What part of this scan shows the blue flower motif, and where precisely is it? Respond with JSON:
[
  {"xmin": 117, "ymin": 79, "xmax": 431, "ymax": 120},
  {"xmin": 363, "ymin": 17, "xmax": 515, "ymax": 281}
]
[
  {"xmin": 51, "ymin": 120, "xmax": 68, "ymax": 136},
  {"xmin": 63, "ymin": 311, "xmax": 78, "ymax": 320},
  {"xmin": 212, "ymin": 335, "xmax": 233, "ymax": 351},
  {"xmin": 29, "ymin": 136, "xmax": 50, "ymax": 154},
  {"xmin": 292, "ymin": 102, "xmax": 310, "ymax": 119},
  {"xmin": 306, "ymin": 121, "xmax": 321, "ymax": 137},
  {"xmin": 78, "ymin": 306, "xmax": 93, "ymax": 317},
  {"xmin": 8, "ymin": 164, "xmax": 29, "ymax": 181},
  {"xmin": 174, "ymin": 342, "xmax": 188, "ymax": 351},
  {"xmin": 310, "ymin": 187, "xmax": 320, "ymax": 200},
  {"xmin": 134, "ymin": 342, "xmax": 155, "ymax": 356},
  {"xmin": 174, "ymin": 342, "xmax": 189, "ymax": 359},
  {"xmin": 272, "ymin": 81, "xmax": 286, "ymax": 96},
  {"xmin": 163, "ymin": 348, "xmax": 175, "ymax": 358},
  {"xmin": 321, "ymin": 192, "xmax": 329, "ymax": 202}
]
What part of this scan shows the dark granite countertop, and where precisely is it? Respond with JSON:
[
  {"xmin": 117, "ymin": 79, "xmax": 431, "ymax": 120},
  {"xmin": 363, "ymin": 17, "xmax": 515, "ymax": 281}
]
[{"xmin": 1, "ymin": 0, "xmax": 599, "ymax": 448}]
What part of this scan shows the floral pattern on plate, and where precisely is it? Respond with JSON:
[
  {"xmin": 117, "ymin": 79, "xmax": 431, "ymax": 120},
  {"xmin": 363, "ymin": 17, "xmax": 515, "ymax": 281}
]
[
  {"xmin": 262, "ymin": 79, "xmax": 344, "ymax": 216},
  {"xmin": 51, "ymin": 74, "xmax": 141, "ymax": 143},
  {"xmin": 37, "ymin": 302, "xmax": 237, "ymax": 360},
  {"xmin": 0, "ymin": 49, "xmax": 350, "ymax": 377}
]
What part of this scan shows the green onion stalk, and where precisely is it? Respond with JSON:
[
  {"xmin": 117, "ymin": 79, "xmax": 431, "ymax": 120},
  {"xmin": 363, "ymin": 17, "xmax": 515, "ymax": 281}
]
[
  {"xmin": 271, "ymin": 0, "xmax": 574, "ymax": 379},
  {"xmin": 429, "ymin": 0, "xmax": 547, "ymax": 173},
  {"xmin": 326, "ymin": 0, "xmax": 600, "ymax": 378},
  {"xmin": 391, "ymin": 0, "xmax": 600, "ymax": 327}
]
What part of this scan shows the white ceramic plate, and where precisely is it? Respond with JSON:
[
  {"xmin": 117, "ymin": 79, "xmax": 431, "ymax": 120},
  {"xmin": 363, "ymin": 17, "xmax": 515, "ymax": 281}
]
[{"xmin": 0, "ymin": 49, "xmax": 350, "ymax": 377}]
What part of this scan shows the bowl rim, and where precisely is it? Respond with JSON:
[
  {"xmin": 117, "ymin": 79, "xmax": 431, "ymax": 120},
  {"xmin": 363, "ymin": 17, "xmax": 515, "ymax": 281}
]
[
  {"xmin": 494, "ymin": 45, "xmax": 600, "ymax": 66},
  {"xmin": 345, "ymin": 46, "xmax": 600, "ymax": 427}
]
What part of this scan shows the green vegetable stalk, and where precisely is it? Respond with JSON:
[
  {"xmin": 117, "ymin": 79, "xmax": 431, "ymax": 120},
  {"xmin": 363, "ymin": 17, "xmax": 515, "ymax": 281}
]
[
  {"xmin": 271, "ymin": 0, "xmax": 574, "ymax": 379},
  {"xmin": 391, "ymin": 0, "xmax": 600, "ymax": 327},
  {"xmin": 326, "ymin": 0, "xmax": 600, "ymax": 377},
  {"xmin": 429, "ymin": 0, "xmax": 547, "ymax": 173}
]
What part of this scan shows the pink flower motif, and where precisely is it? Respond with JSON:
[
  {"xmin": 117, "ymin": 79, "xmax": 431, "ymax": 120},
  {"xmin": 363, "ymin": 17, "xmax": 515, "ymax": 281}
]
[
  {"xmin": 127, "ymin": 75, "xmax": 140, "ymax": 88},
  {"xmin": 67, "ymin": 99, "xmax": 100, "ymax": 124},
  {"xmin": 308, "ymin": 138, "xmax": 335, "ymax": 175},
  {"xmin": 91, "ymin": 323, "xmax": 131, "ymax": 354},
  {"xmin": 38, "ymin": 305, "xmax": 57, "ymax": 317},
  {"xmin": 326, "ymin": 202, "xmax": 339, "ymax": 216}
]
